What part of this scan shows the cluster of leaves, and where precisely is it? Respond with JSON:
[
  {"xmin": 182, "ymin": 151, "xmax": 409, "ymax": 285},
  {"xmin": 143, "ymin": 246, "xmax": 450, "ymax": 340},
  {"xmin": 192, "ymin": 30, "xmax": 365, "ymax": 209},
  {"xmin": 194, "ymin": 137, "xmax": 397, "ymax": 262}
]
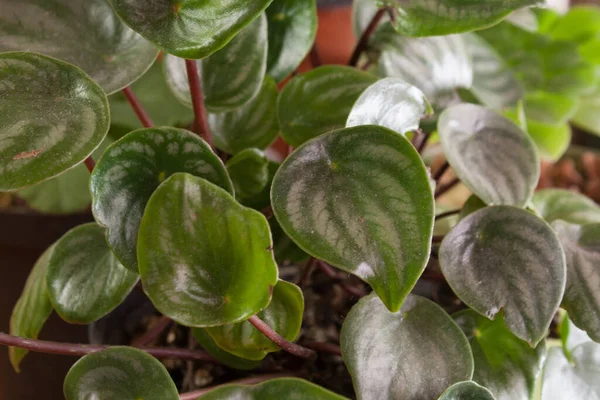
[{"xmin": 2, "ymin": 0, "xmax": 600, "ymax": 399}]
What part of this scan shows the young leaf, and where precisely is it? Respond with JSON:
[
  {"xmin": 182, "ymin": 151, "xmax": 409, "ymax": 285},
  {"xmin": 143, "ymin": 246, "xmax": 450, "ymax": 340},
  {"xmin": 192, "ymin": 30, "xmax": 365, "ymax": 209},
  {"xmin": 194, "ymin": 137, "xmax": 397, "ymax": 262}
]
[
  {"xmin": 163, "ymin": 13, "xmax": 268, "ymax": 112},
  {"xmin": 209, "ymin": 77, "xmax": 279, "ymax": 154},
  {"xmin": 439, "ymin": 206, "xmax": 566, "ymax": 345},
  {"xmin": 47, "ymin": 223, "xmax": 138, "ymax": 324},
  {"xmin": 271, "ymin": 125, "xmax": 434, "ymax": 312},
  {"xmin": 438, "ymin": 103, "xmax": 540, "ymax": 207},
  {"xmin": 531, "ymin": 189, "xmax": 600, "ymax": 225},
  {"xmin": 9, "ymin": 246, "xmax": 55, "ymax": 372},
  {"xmin": 198, "ymin": 378, "xmax": 348, "ymax": 399},
  {"xmin": 192, "ymin": 328, "xmax": 262, "ymax": 370},
  {"xmin": 0, "ymin": 52, "xmax": 109, "ymax": 191},
  {"xmin": 278, "ymin": 66, "xmax": 378, "ymax": 147},
  {"xmin": 206, "ymin": 280, "xmax": 303, "ymax": 360},
  {"xmin": 90, "ymin": 127, "xmax": 233, "ymax": 272},
  {"xmin": 106, "ymin": 0, "xmax": 273, "ymax": 59},
  {"xmin": 226, "ymin": 149, "xmax": 270, "ymax": 201},
  {"xmin": 438, "ymin": 381, "xmax": 496, "ymax": 400},
  {"xmin": 138, "ymin": 173, "xmax": 278, "ymax": 327},
  {"xmin": 454, "ymin": 310, "xmax": 546, "ymax": 400},
  {"xmin": 346, "ymin": 77, "xmax": 433, "ymax": 135},
  {"xmin": 341, "ymin": 294, "xmax": 474, "ymax": 400},
  {"xmin": 266, "ymin": 0, "xmax": 318, "ymax": 82},
  {"xmin": 63, "ymin": 347, "xmax": 179, "ymax": 400},
  {"xmin": 0, "ymin": 0, "xmax": 158, "ymax": 94}
]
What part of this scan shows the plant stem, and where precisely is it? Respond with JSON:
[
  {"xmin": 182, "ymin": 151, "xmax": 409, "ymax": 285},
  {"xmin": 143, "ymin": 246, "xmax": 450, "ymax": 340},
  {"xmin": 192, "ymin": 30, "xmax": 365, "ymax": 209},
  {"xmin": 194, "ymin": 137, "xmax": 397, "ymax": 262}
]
[
  {"xmin": 298, "ymin": 257, "xmax": 318, "ymax": 288},
  {"xmin": 433, "ymin": 161, "xmax": 449, "ymax": 183},
  {"xmin": 435, "ymin": 209, "xmax": 460, "ymax": 220},
  {"xmin": 309, "ymin": 43, "xmax": 322, "ymax": 68},
  {"xmin": 122, "ymin": 87, "xmax": 154, "ymax": 128},
  {"xmin": 185, "ymin": 59, "xmax": 213, "ymax": 147},
  {"xmin": 416, "ymin": 131, "xmax": 431, "ymax": 154},
  {"xmin": 83, "ymin": 157, "xmax": 95, "ymax": 173},
  {"xmin": 179, "ymin": 373, "xmax": 296, "ymax": 400},
  {"xmin": 0, "ymin": 332, "xmax": 215, "ymax": 362},
  {"xmin": 247, "ymin": 316, "xmax": 317, "ymax": 360},
  {"xmin": 348, "ymin": 8, "xmax": 387, "ymax": 67},
  {"xmin": 131, "ymin": 315, "xmax": 172, "ymax": 347},
  {"xmin": 302, "ymin": 342, "xmax": 342, "ymax": 356},
  {"xmin": 317, "ymin": 261, "xmax": 365, "ymax": 298},
  {"xmin": 432, "ymin": 235, "xmax": 445, "ymax": 243},
  {"xmin": 435, "ymin": 177, "xmax": 460, "ymax": 198}
]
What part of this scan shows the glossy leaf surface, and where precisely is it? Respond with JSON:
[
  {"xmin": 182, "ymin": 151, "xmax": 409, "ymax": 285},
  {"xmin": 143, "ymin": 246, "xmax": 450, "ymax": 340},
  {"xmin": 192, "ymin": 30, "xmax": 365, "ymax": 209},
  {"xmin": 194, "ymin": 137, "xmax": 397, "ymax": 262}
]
[
  {"xmin": 106, "ymin": 0, "xmax": 273, "ymax": 59},
  {"xmin": 138, "ymin": 173, "xmax": 278, "ymax": 327},
  {"xmin": 90, "ymin": 127, "xmax": 232, "ymax": 272},
  {"xmin": 271, "ymin": 125, "xmax": 434, "ymax": 312},
  {"xmin": 227, "ymin": 149, "xmax": 269, "ymax": 201},
  {"xmin": 531, "ymin": 189, "xmax": 600, "ymax": 225},
  {"xmin": 0, "ymin": 52, "xmax": 109, "ymax": 191},
  {"xmin": 192, "ymin": 328, "xmax": 261, "ymax": 370},
  {"xmin": 438, "ymin": 381, "xmax": 496, "ymax": 400},
  {"xmin": 341, "ymin": 294, "xmax": 474, "ymax": 400},
  {"xmin": 440, "ymin": 206, "xmax": 566, "ymax": 345},
  {"xmin": 64, "ymin": 347, "xmax": 179, "ymax": 400},
  {"xmin": 199, "ymin": 378, "xmax": 348, "ymax": 400},
  {"xmin": 438, "ymin": 103, "xmax": 539, "ymax": 207},
  {"xmin": 278, "ymin": 66, "xmax": 377, "ymax": 147}
]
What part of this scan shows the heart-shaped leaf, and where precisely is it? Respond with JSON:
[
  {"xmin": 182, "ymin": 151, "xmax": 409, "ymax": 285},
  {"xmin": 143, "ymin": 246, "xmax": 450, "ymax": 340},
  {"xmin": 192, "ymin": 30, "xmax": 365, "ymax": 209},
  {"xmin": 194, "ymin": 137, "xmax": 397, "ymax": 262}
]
[
  {"xmin": 138, "ymin": 173, "xmax": 278, "ymax": 327},
  {"xmin": 0, "ymin": 0, "xmax": 158, "ymax": 94},
  {"xmin": 191, "ymin": 328, "xmax": 261, "ymax": 370},
  {"xmin": 346, "ymin": 77, "xmax": 432, "ymax": 134},
  {"xmin": 198, "ymin": 378, "xmax": 348, "ymax": 399},
  {"xmin": 90, "ymin": 127, "xmax": 233, "ymax": 272},
  {"xmin": 454, "ymin": 309, "xmax": 547, "ymax": 400},
  {"xmin": 163, "ymin": 13, "xmax": 268, "ymax": 112},
  {"xmin": 0, "ymin": 52, "xmax": 109, "ymax": 191},
  {"xmin": 241, "ymin": 160, "xmax": 280, "ymax": 210},
  {"xmin": 63, "ymin": 347, "xmax": 179, "ymax": 400},
  {"xmin": 227, "ymin": 149, "xmax": 270, "ymax": 201},
  {"xmin": 532, "ymin": 189, "xmax": 600, "ymax": 225},
  {"xmin": 209, "ymin": 77, "xmax": 279, "ymax": 154},
  {"xmin": 380, "ymin": 0, "xmax": 537, "ymax": 36},
  {"xmin": 47, "ymin": 223, "xmax": 138, "ymax": 324},
  {"xmin": 9, "ymin": 245, "xmax": 54, "ymax": 372},
  {"xmin": 277, "ymin": 66, "xmax": 378, "ymax": 147},
  {"xmin": 438, "ymin": 381, "xmax": 496, "ymax": 400},
  {"xmin": 553, "ymin": 221, "xmax": 600, "ymax": 342},
  {"xmin": 438, "ymin": 103, "xmax": 539, "ymax": 207},
  {"xmin": 341, "ymin": 293, "xmax": 474, "ymax": 400},
  {"xmin": 439, "ymin": 206, "xmax": 566, "ymax": 345},
  {"xmin": 266, "ymin": 0, "xmax": 318, "ymax": 82},
  {"xmin": 206, "ymin": 280, "xmax": 303, "ymax": 360},
  {"xmin": 271, "ymin": 125, "xmax": 434, "ymax": 312}
]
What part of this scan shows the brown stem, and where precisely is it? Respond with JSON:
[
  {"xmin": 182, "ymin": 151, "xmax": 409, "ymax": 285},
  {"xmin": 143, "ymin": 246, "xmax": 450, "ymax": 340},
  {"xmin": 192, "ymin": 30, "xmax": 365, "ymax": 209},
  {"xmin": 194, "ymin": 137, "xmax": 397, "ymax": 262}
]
[
  {"xmin": 179, "ymin": 373, "xmax": 296, "ymax": 400},
  {"xmin": 298, "ymin": 257, "xmax": 318, "ymax": 288},
  {"xmin": 261, "ymin": 205, "xmax": 273, "ymax": 220},
  {"xmin": 184, "ymin": 59, "xmax": 213, "ymax": 147},
  {"xmin": 416, "ymin": 131, "xmax": 431, "ymax": 154},
  {"xmin": 435, "ymin": 177, "xmax": 460, "ymax": 198},
  {"xmin": 317, "ymin": 261, "xmax": 364, "ymax": 298},
  {"xmin": 432, "ymin": 235, "xmax": 445, "ymax": 243},
  {"xmin": 131, "ymin": 316, "xmax": 172, "ymax": 347},
  {"xmin": 247, "ymin": 316, "xmax": 317, "ymax": 360},
  {"xmin": 433, "ymin": 161, "xmax": 449, "ymax": 183},
  {"xmin": 309, "ymin": 43, "xmax": 322, "ymax": 68},
  {"xmin": 122, "ymin": 87, "xmax": 154, "ymax": 128},
  {"xmin": 84, "ymin": 157, "xmax": 95, "ymax": 173},
  {"xmin": 302, "ymin": 342, "xmax": 342, "ymax": 356},
  {"xmin": 348, "ymin": 8, "xmax": 387, "ymax": 66},
  {"xmin": 435, "ymin": 209, "xmax": 460, "ymax": 220},
  {"xmin": 360, "ymin": 59, "xmax": 374, "ymax": 71}
]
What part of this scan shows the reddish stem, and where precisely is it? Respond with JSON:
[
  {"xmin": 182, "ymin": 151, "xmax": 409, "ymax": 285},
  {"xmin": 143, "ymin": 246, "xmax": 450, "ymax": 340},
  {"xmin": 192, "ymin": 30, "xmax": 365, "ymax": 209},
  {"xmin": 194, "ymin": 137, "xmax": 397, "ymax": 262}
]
[
  {"xmin": 122, "ymin": 87, "xmax": 153, "ymax": 128},
  {"xmin": 302, "ymin": 342, "xmax": 342, "ymax": 356},
  {"xmin": 83, "ymin": 157, "xmax": 95, "ymax": 173},
  {"xmin": 317, "ymin": 261, "xmax": 365, "ymax": 298},
  {"xmin": 433, "ymin": 161, "xmax": 449, "ymax": 183},
  {"xmin": 247, "ymin": 316, "xmax": 317, "ymax": 360},
  {"xmin": 309, "ymin": 43, "xmax": 322, "ymax": 68},
  {"xmin": 348, "ymin": 8, "xmax": 387, "ymax": 66},
  {"xmin": 435, "ymin": 209, "xmax": 460, "ymax": 220},
  {"xmin": 185, "ymin": 59, "xmax": 213, "ymax": 147},
  {"xmin": 131, "ymin": 316, "xmax": 172, "ymax": 347},
  {"xmin": 435, "ymin": 177, "xmax": 460, "ymax": 199},
  {"xmin": 179, "ymin": 373, "xmax": 296, "ymax": 400}
]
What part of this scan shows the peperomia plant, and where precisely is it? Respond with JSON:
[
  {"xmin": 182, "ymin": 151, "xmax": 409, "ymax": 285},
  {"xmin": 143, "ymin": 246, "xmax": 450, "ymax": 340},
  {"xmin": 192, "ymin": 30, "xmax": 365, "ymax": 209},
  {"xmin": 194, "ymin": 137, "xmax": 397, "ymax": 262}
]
[{"xmin": 3, "ymin": 0, "xmax": 600, "ymax": 399}]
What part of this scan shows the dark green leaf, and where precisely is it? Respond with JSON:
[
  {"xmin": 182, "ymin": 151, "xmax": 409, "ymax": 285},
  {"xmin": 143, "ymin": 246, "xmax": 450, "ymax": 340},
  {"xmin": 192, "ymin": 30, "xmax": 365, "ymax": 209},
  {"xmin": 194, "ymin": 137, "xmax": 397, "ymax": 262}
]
[
  {"xmin": 438, "ymin": 103, "xmax": 539, "ymax": 207},
  {"xmin": 198, "ymin": 378, "xmax": 348, "ymax": 399},
  {"xmin": 266, "ymin": 0, "xmax": 318, "ymax": 82},
  {"xmin": 138, "ymin": 173, "xmax": 278, "ymax": 327},
  {"xmin": 440, "ymin": 206, "xmax": 566, "ymax": 345},
  {"xmin": 341, "ymin": 294, "xmax": 474, "ymax": 400},
  {"xmin": 106, "ymin": 0, "xmax": 273, "ymax": 59},
  {"xmin": 271, "ymin": 125, "xmax": 434, "ymax": 312},
  {"xmin": 277, "ymin": 66, "xmax": 377, "ymax": 147},
  {"xmin": 270, "ymin": 218, "xmax": 309, "ymax": 264},
  {"xmin": 227, "ymin": 149, "xmax": 269, "ymax": 201},
  {"xmin": 241, "ymin": 160, "xmax": 280, "ymax": 210},
  {"xmin": 90, "ymin": 127, "xmax": 233, "ymax": 272},
  {"xmin": 0, "ymin": 52, "xmax": 109, "ymax": 191},
  {"xmin": 64, "ymin": 347, "xmax": 179, "ymax": 400},
  {"xmin": 459, "ymin": 195, "xmax": 487, "ymax": 221},
  {"xmin": 47, "ymin": 223, "xmax": 138, "ymax": 324},
  {"xmin": 438, "ymin": 381, "xmax": 496, "ymax": 400},
  {"xmin": 531, "ymin": 189, "xmax": 600, "ymax": 225},
  {"xmin": 0, "ymin": 0, "xmax": 158, "ymax": 94},
  {"xmin": 192, "ymin": 328, "xmax": 262, "ymax": 370}
]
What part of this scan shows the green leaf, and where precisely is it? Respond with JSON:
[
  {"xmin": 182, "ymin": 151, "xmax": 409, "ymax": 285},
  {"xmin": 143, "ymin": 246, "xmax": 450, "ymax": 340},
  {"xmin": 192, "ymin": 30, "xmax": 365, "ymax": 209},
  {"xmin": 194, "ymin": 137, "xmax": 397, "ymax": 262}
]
[
  {"xmin": 346, "ymin": 77, "xmax": 433, "ymax": 135},
  {"xmin": 210, "ymin": 77, "xmax": 279, "ymax": 154},
  {"xmin": 438, "ymin": 103, "xmax": 539, "ymax": 207},
  {"xmin": 63, "ymin": 347, "xmax": 179, "ymax": 400},
  {"xmin": 0, "ymin": 52, "xmax": 109, "ymax": 191},
  {"xmin": 266, "ymin": 0, "xmax": 318, "ymax": 82},
  {"xmin": 206, "ymin": 280, "xmax": 303, "ymax": 360},
  {"xmin": 241, "ymin": 160, "xmax": 280, "ymax": 210},
  {"xmin": 0, "ymin": 0, "xmax": 158, "ymax": 94},
  {"xmin": 9, "ymin": 245, "xmax": 54, "ymax": 372},
  {"xmin": 341, "ymin": 293, "xmax": 474, "ymax": 400},
  {"xmin": 454, "ymin": 310, "xmax": 546, "ymax": 400},
  {"xmin": 47, "ymin": 223, "xmax": 138, "ymax": 324},
  {"xmin": 227, "ymin": 149, "xmax": 269, "ymax": 201},
  {"xmin": 270, "ymin": 218, "xmax": 309, "ymax": 264},
  {"xmin": 191, "ymin": 328, "xmax": 262, "ymax": 370},
  {"xmin": 438, "ymin": 381, "xmax": 496, "ymax": 400},
  {"xmin": 559, "ymin": 312, "xmax": 597, "ymax": 357},
  {"xmin": 106, "ymin": 0, "xmax": 273, "ymax": 59},
  {"xmin": 525, "ymin": 119, "xmax": 570, "ymax": 161},
  {"xmin": 380, "ymin": 0, "xmax": 538, "ymax": 36},
  {"xmin": 572, "ymin": 87, "xmax": 600, "ymax": 137},
  {"xmin": 271, "ymin": 125, "xmax": 434, "ymax": 312},
  {"xmin": 197, "ymin": 378, "xmax": 348, "ymax": 400},
  {"xmin": 544, "ymin": 6, "xmax": 600, "ymax": 44},
  {"xmin": 277, "ymin": 66, "xmax": 378, "ymax": 148},
  {"xmin": 163, "ymin": 13, "xmax": 268, "ymax": 112},
  {"xmin": 439, "ymin": 206, "xmax": 566, "ymax": 345},
  {"xmin": 459, "ymin": 195, "xmax": 487, "ymax": 221},
  {"xmin": 524, "ymin": 92, "xmax": 580, "ymax": 125},
  {"xmin": 553, "ymin": 221, "xmax": 600, "ymax": 343},
  {"xmin": 90, "ymin": 127, "xmax": 233, "ymax": 272},
  {"xmin": 138, "ymin": 173, "xmax": 278, "ymax": 327},
  {"xmin": 531, "ymin": 189, "xmax": 600, "ymax": 225}
]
